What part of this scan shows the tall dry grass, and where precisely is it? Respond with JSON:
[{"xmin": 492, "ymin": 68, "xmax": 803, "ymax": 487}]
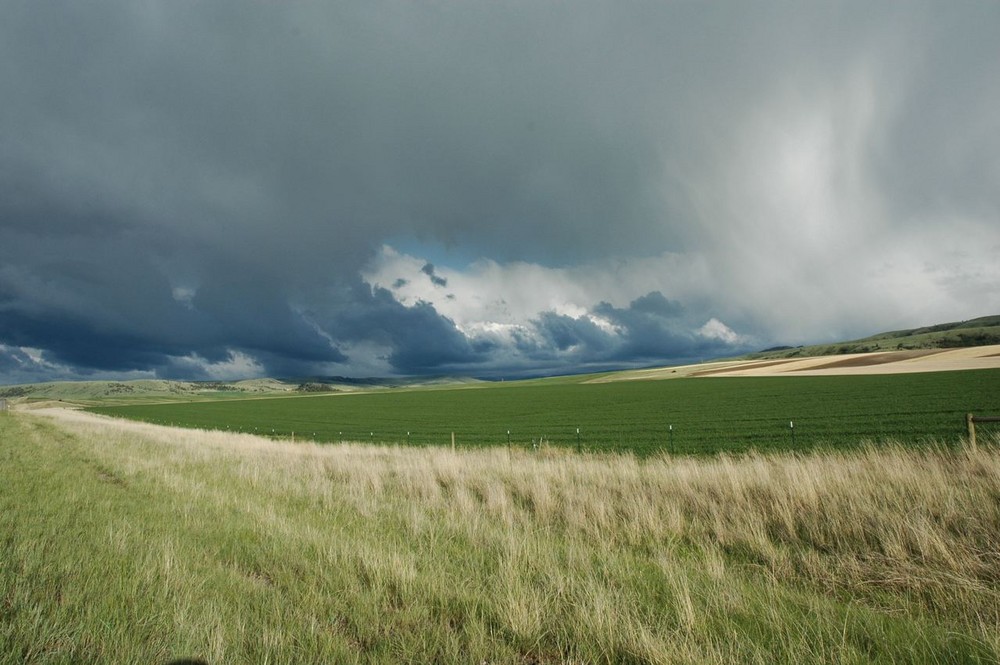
[{"xmin": 4, "ymin": 408, "xmax": 999, "ymax": 663}]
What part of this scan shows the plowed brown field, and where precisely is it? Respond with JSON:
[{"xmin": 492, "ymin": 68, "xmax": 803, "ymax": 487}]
[{"xmin": 588, "ymin": 345, "xmax": 1000, "ymax": 382}]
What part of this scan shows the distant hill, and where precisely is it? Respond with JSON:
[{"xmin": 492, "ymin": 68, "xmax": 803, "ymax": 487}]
[
  {"xmin": 0, "ymin": 378, "xmax": 301, "ymax": 405},
  {"xmin": 291, "ymin": 375, "xmax": 485, "ymax": 389},
  {"xmin": 746, "ymin": 315, "xmax": 1000, "ymax": 360},
  {"xmin": 0, "ymin": 375, "xmax": 486, "ymax": 406}
]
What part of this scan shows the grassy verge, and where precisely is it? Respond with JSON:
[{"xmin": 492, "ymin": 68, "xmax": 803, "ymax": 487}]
[{"xmin": 2, "ymin": 410, "xmax": 999, "ymax": 663}]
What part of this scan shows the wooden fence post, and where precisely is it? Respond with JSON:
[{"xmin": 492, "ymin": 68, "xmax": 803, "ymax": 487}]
[
  {"xmin": 967, "ymin": 413, "xmax": 977, "ymax": 450},
  {"xmin": 451, "ymin": 431, "xmax": 455, "ymax": 452}
]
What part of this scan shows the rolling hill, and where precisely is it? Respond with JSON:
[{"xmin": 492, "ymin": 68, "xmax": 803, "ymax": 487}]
[
  {"xmin": 746, "ymin": 314, "xmax": 1000, "ymax": 359},
  {"xmin": 0, "ymin": 375, "xmax": 485, "ymax": 406}
]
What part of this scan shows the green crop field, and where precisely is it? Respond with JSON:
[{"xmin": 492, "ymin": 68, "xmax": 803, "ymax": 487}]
[{"xmin": 89, "ymin": 369, "xmax": 1000, "ymax": 455}]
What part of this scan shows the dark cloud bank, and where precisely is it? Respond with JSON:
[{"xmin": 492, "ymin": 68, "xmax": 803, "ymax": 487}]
[{"xmin": 1, "ymin": 2, "xmax": 998, "ymax": 383}]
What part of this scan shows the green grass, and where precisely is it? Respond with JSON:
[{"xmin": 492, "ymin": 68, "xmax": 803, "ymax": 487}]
[
  {"xmin": 745, "ymin": 314, "xmax": 1000, "ymax": 358},
  {"xmin": 90, "ymin": 370, "xmax": 1000, "ymax": 455},
  {"xmin": 2, "ymin": 411, "xmax": 999, "ymax": 663}
]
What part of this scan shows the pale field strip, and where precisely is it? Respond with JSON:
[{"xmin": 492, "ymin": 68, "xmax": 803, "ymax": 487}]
[
  {"xmin": 718, "ymin": 345, "xmax": 1000, "ymax": 377},
  {"xmin": 589, "ymin": 344, "xmax": 1000, "ymax": 382}
]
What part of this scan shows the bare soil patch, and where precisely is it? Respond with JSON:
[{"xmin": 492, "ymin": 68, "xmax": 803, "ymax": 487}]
[
  {"xmin": 791, "ymin": 349, "xmax": 946, "ymax": 371},
  {"xmin": 690, "ymin": 358, "xmax": 799, "ymax": 377},
  {"xmin": 594, "ymin": 345, "xmax": 1000, "ymax": 382}
]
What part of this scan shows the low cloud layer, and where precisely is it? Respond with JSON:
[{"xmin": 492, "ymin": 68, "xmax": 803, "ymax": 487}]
[{"xmin": 1, "ymin": 2, "xmax": 999, "ymax": 382}]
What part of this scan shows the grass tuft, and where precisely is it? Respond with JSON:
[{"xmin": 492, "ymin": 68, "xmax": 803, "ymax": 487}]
[{"xmin": 2, "ymin": 410, "xmax": 999, "ymax": 663}]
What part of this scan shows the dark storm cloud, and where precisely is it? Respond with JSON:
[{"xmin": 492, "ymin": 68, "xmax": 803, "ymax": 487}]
[
  {"xmin": 0, "ymin": 220, "xmax": 348, "ymax": 376},
  {"xmin": 525, "ymin": 292, "xmax": 745, "ymax": 368},
  {"xmin": 593, "ymin": 297, "xmax": 695, "ymax": 362},
  {"xmin": 595, "ymin": 296, "xmax": 739, "ymax": 362},
  {"xmin": 1, "ymin": 2, "xmax": 998, "ymax": 382},
  {"xmin": 420, "ymin": 263, "xmax": 448, "ymax": 288},
  {"xmin": 327, "ymin": 284, "xmax": 488, "ymax": 375},
  {"xmin": 531, "ymin": 313, "xmax": 611, "ymax": 355}
]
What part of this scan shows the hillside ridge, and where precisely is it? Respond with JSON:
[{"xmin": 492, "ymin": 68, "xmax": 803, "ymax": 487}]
[{"xmin": 746, "ymin": 314, "xmax": 1000, "ymax": 360}]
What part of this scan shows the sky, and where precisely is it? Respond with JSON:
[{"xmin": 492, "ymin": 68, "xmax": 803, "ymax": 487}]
[{"xmin": 2, "ymin": 2, "xmax": 999, "ymax": 384}]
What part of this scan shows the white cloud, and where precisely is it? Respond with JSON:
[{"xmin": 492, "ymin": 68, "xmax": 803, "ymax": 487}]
[
  {"xmin": 170, "ymin": 350, "xmax": 266, "ymax": 381},
  {"xmin": 363, "ymin": 244, "xmax": 714, "ymax": 332},
  {"xmin": 698, "ymin": 319, "xmax": 741, "ymax": 345},
  {"xmin": 361, "ymin": 245, "xmax": 752, "ymax": 370}
]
